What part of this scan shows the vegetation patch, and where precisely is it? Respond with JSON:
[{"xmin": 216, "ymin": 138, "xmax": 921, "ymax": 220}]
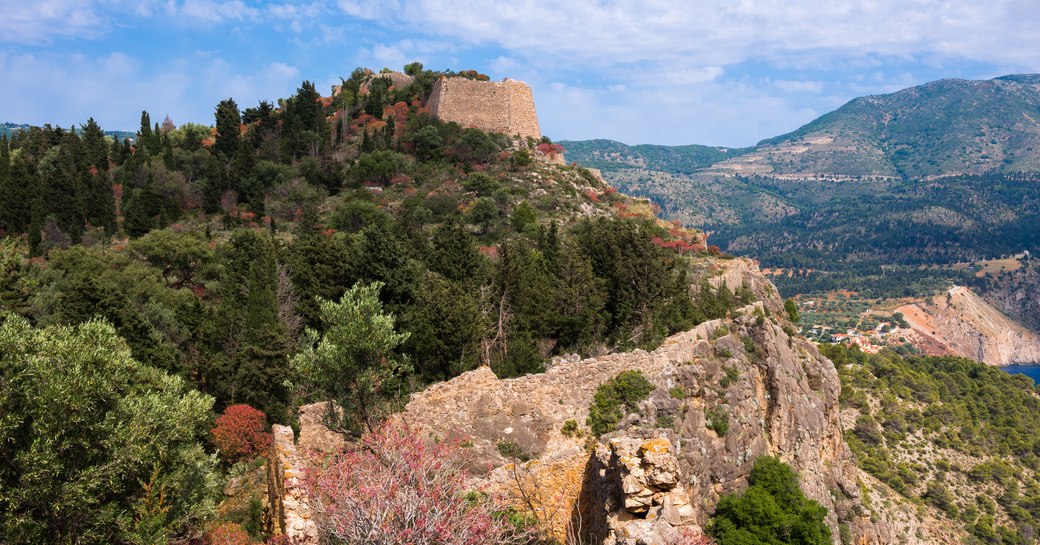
[
  {"xmin": 708, "ymin": 456, "xmax": 832, "ymax": 545},
  {"xmin": 587, "ymin": 370, "xmax": 655, "ymax": 436},
  {"xmin": 705, "ymin": 406, "xmax": 730, "ymax": 436}
]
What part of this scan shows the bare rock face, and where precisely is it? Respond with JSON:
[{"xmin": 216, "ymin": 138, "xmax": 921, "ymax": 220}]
[
  {"xmin": 896, "ymin": 285, "xmax": 1040, "ymax": 365},
  {"xmin": 399, "ymin": 302, "xmax": 955, "ymax": 544}
]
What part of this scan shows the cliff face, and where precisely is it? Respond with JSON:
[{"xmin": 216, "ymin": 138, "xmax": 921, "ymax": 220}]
[
  {"xmin": 896, "ymin": 285, "xmax": 1040, "ymax": 365},
  {"xmin": 974, "ymin": 259, "xmax": 1040, "ymax": 333},
  {"xmin": 399, "ymin": 297, "xmax": 953, "ymax": 543}
]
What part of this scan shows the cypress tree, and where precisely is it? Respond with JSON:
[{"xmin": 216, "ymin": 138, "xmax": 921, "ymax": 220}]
[
  {"xmin": 214, "ymin": 98, "xmax": 241, "ymax": 161},
  {"xmin": 81, "ymin": 118, "xmax": 116, "ymax": 233},
  {"xmin": 3, "ymin": 151, "xmax": 37, "ymax": 235}
]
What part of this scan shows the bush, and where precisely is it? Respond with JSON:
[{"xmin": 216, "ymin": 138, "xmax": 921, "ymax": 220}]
[
  {"xmin": 497, "ymin": 439, "xmax": 530, "ymax": 461},
  {"xmin": 205, "ymin": 522, "xmax": 253, "ymax": 545},
  {"xmin": 304, "ymin": 423, "xmax": 521, "ymax": 545},
  {"xmin": 587, "ymin": 370, "xmax": 656, "ymax": 436},
  {"xmin": 211, "ymin": 404, "xmax": 272, "ymax": 465},
  {"xmin": 705, "ymin": 406, "xmax": 730, "ymax": 436},
  {"xmin": 0, "ymin": 317, "xmax": 220, "ymax": 543},
  {"xmin": 709, "ymin": 456, "xmax": 832, "ymax": 545}
]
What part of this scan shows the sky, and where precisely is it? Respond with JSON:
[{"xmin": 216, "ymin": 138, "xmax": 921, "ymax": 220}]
[{"xmin": 2, "ymin": 1, "xmax": 1040, "ymax": 147}]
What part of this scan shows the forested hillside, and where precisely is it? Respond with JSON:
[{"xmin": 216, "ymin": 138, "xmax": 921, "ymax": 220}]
[
  {"xmin": 0, "ymin": 65, "xmax": 745, "ymax": 544},
  {"xmin": 828, "ymin": 344, "xmax": 1040, "ymax": 544}
]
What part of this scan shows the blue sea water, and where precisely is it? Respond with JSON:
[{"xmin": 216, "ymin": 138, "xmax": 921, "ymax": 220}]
[{"xmin": 1003, "ymin": 364, "xmax": 1040, "ymax": 384}]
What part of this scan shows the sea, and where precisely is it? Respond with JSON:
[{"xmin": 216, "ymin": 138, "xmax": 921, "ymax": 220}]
[{"xmin": 1003, "ymin": 364, "xmax": 1040, "ymax": 384}]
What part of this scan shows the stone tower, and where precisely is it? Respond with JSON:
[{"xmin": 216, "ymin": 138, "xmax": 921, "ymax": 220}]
[{"xmin": 428, "ymin": 77, "xmax": 541, "ymax": 139}]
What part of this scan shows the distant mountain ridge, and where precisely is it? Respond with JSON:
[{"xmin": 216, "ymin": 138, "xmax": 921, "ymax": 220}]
[
  {"xmin": 565, "ymin": 74, "xmax": 1040, "ymax": 180},
  {"xmin": 1, "ymin": 122, "xmax": 135, "ymax": 141},
  {"xmin": 561, "ymin": 75, "xmax": 1040, "ymax": 321},
  {"xmin": 558, "ymin": 139, "xmax": 745, "ymax": 175}
]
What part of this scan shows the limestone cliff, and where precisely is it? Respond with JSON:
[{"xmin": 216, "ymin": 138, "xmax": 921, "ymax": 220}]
[
  {"xmin": 399, "ymin": 300, "xmax": 954, "ymax": 543},
  {"xmin": 896, "ymin": 285, "xmax": 1040, "ymax": 365}
]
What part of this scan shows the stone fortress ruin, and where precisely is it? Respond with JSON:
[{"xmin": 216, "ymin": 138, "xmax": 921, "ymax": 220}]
[{"xmin": 428, "ymin": 76, "xmax": 542, "ymax": 140}]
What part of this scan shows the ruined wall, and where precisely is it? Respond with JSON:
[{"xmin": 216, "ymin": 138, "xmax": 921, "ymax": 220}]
[
  {"xmin": 428, "ymin": 77, "xmax": 541, "ymax": 139},
  {"xmin": 266, "ymin": 404, "xmax": 346, "ymax": 544},
  {"xmin": 266, "ymin": 425, "xmax": 319, "ymax": 544}
]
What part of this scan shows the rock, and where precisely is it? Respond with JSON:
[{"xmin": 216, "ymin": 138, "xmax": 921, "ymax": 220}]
[{"xmin": 396, "ymin": 298, "xmax": 955, "ymax": 543}]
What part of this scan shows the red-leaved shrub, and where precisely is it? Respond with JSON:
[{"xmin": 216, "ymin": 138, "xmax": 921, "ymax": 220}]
[
  {"xmin": 304, "ymin": 423, "xmax": 521, "ymax": 545},
  {"xmin": 211, "ymin": 404, "xmax": 272, "ymax": 465},
  {"xmin": 206, "ymin": 522, "xmax": 254, "ymax": 545}
]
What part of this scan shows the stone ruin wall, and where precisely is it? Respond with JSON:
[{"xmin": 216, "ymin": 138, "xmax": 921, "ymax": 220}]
[
  {"xmin": 266, "ymin": 403, "xmax": 346, "ymax": 545},
  {"xmin": 428, "ymin": 77, "xmax": 542, "ymax": 140}
]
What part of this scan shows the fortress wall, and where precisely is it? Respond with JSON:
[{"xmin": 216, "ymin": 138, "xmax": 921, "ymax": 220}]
[{"xmin": 429, "ymin": 77, "xmax": 541, "ymax": 139}]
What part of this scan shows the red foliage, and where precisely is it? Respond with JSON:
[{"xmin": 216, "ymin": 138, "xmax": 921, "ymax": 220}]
[
  {"xmin": 605, "ymin": 186, "xmax": 618, "ymax": 195},
  {"xmin": 205, "ymin": 522, "xmax": 254, "ymax": 545},
  {"xmin": 304, "ymin": 423, "xmax": 521, "ymax": 545},
  {"xmin": 211, "ymin": 404, "xmax": 271, "ymax": 465},
  {"xmin": 535, "ymin": 142, "xmax": 565, "ymax": 156},
  {"xmin": 88, "ymin": 165, "xmax": 99, "ymax": 177},
  {"xmin": 584, "ymin": 190, "xmax": 601, "ymax": 203},
  {"xmin": 478, "ymin": 245, "xmax": 499, "ymax": 260},
  {"xmin": 707, "ymin": 245, "xmax": 722, "ymax": 256}
]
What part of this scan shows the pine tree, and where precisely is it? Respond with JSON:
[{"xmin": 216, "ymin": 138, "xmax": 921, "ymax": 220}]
[
  {"xmin": 3, "ymin": 151, "xmax": 37, "ymax": 236},
  {"xmin": 237, "ymin": 241, "xmax": 291, "ymax": 421}
]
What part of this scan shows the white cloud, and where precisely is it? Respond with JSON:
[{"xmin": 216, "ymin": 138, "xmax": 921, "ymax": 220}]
[
  {"xmin": 0, "ymin": 51, "xmax": 302, "ymax": 130},
  {"xmin": 336, "ymin": 0, "xmax": 1040, "ymax": 70},
  {"xmin": 0, "ymin": 0, "xmax": 103, "ymax": 44},
  {"xmin": 773, "ymin": 80, "xmax": 824, "ymax": 93}
]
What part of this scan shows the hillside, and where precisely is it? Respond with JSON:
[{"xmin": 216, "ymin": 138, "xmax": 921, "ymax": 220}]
[
  {"xmin": 830, "ymin": 344, "xmax": 1040, "ymax": 545},
  {"xmin": 559, "ymin": 139, "xmax": 743, "ymax": 175},
  {"xmin": 715, "ymin": 74, "xmax": 1040, "ymax": 179}
]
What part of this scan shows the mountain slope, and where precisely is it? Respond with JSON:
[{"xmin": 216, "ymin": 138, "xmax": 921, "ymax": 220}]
[
  {"xmin": 713, "ymin": 75, "xmax": 1040, "ymax": 179},
  {"xmin": 559, "ymin": 139, "xmax": 744, "ymax": 175}
]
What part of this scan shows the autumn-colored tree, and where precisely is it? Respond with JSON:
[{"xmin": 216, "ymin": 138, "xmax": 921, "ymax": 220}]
[{"xmin": 211, "ymin": 404, "xmax": 272, "ymax": 465}]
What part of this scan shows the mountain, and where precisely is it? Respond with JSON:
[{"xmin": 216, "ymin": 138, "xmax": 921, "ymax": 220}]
[
  {"xmin": 558, "ymin": 139, "xmax": 745, "ymax": 175},
  {"xmin": 715, "ymin": 74, "xmax": 1040, "ymax": 179},
  {"xmin": 565, "ymin": 75, "xmax": 1040, "ymax": 181},
  {"xmin": 563, "ymin": 75, "xmax": 1040, "ymax": 284}
]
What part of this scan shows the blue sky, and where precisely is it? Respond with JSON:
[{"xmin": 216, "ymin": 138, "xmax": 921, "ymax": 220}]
[{"xmin": 3, "ymin": 0, "xmax": 1040, "ymax": 147}]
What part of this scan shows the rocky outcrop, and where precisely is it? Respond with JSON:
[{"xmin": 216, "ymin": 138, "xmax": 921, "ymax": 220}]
[
  {"xmin": 896, "ymin": 285, "xmax": 1040, "ymax": 365},
  {"xmin": 398, "ymin": 302, "xmax": 950, "ymax": 544}
]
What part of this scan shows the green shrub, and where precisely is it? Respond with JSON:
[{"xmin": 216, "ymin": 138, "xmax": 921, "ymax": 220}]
[
  {"xmin": 708, "ymin": 456, "xmax": 832, "ymax": 545},
  {"xmin": 669, "ymin": 386, "xmax": 686, "ymax": 400},
  {"xmin": 561, "ymin": 419, "xmax": 580, "ymax": 437},
  {"xmin": 587, "ymin": 370, "xmax": 655, "ymax": 436},
  {"xmin": 742, "ymin": 335, "xmax": 764, "ymax": 361},
  {"xmin": 705, "ymin": 406, "xmax": 730, "ymax": 436},
  {"xmin": 719, "ymin": 366, "xmax": 740, "ymax": 389},
  {"xmin": 497, "ymin": 440, "xmax": 529, "ymax": 461}
]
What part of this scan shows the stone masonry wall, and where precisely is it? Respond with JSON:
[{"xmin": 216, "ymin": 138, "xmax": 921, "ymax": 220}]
[{"xmin": 428, "ymin": 77, "xmax": 541, "ymax": 139}]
